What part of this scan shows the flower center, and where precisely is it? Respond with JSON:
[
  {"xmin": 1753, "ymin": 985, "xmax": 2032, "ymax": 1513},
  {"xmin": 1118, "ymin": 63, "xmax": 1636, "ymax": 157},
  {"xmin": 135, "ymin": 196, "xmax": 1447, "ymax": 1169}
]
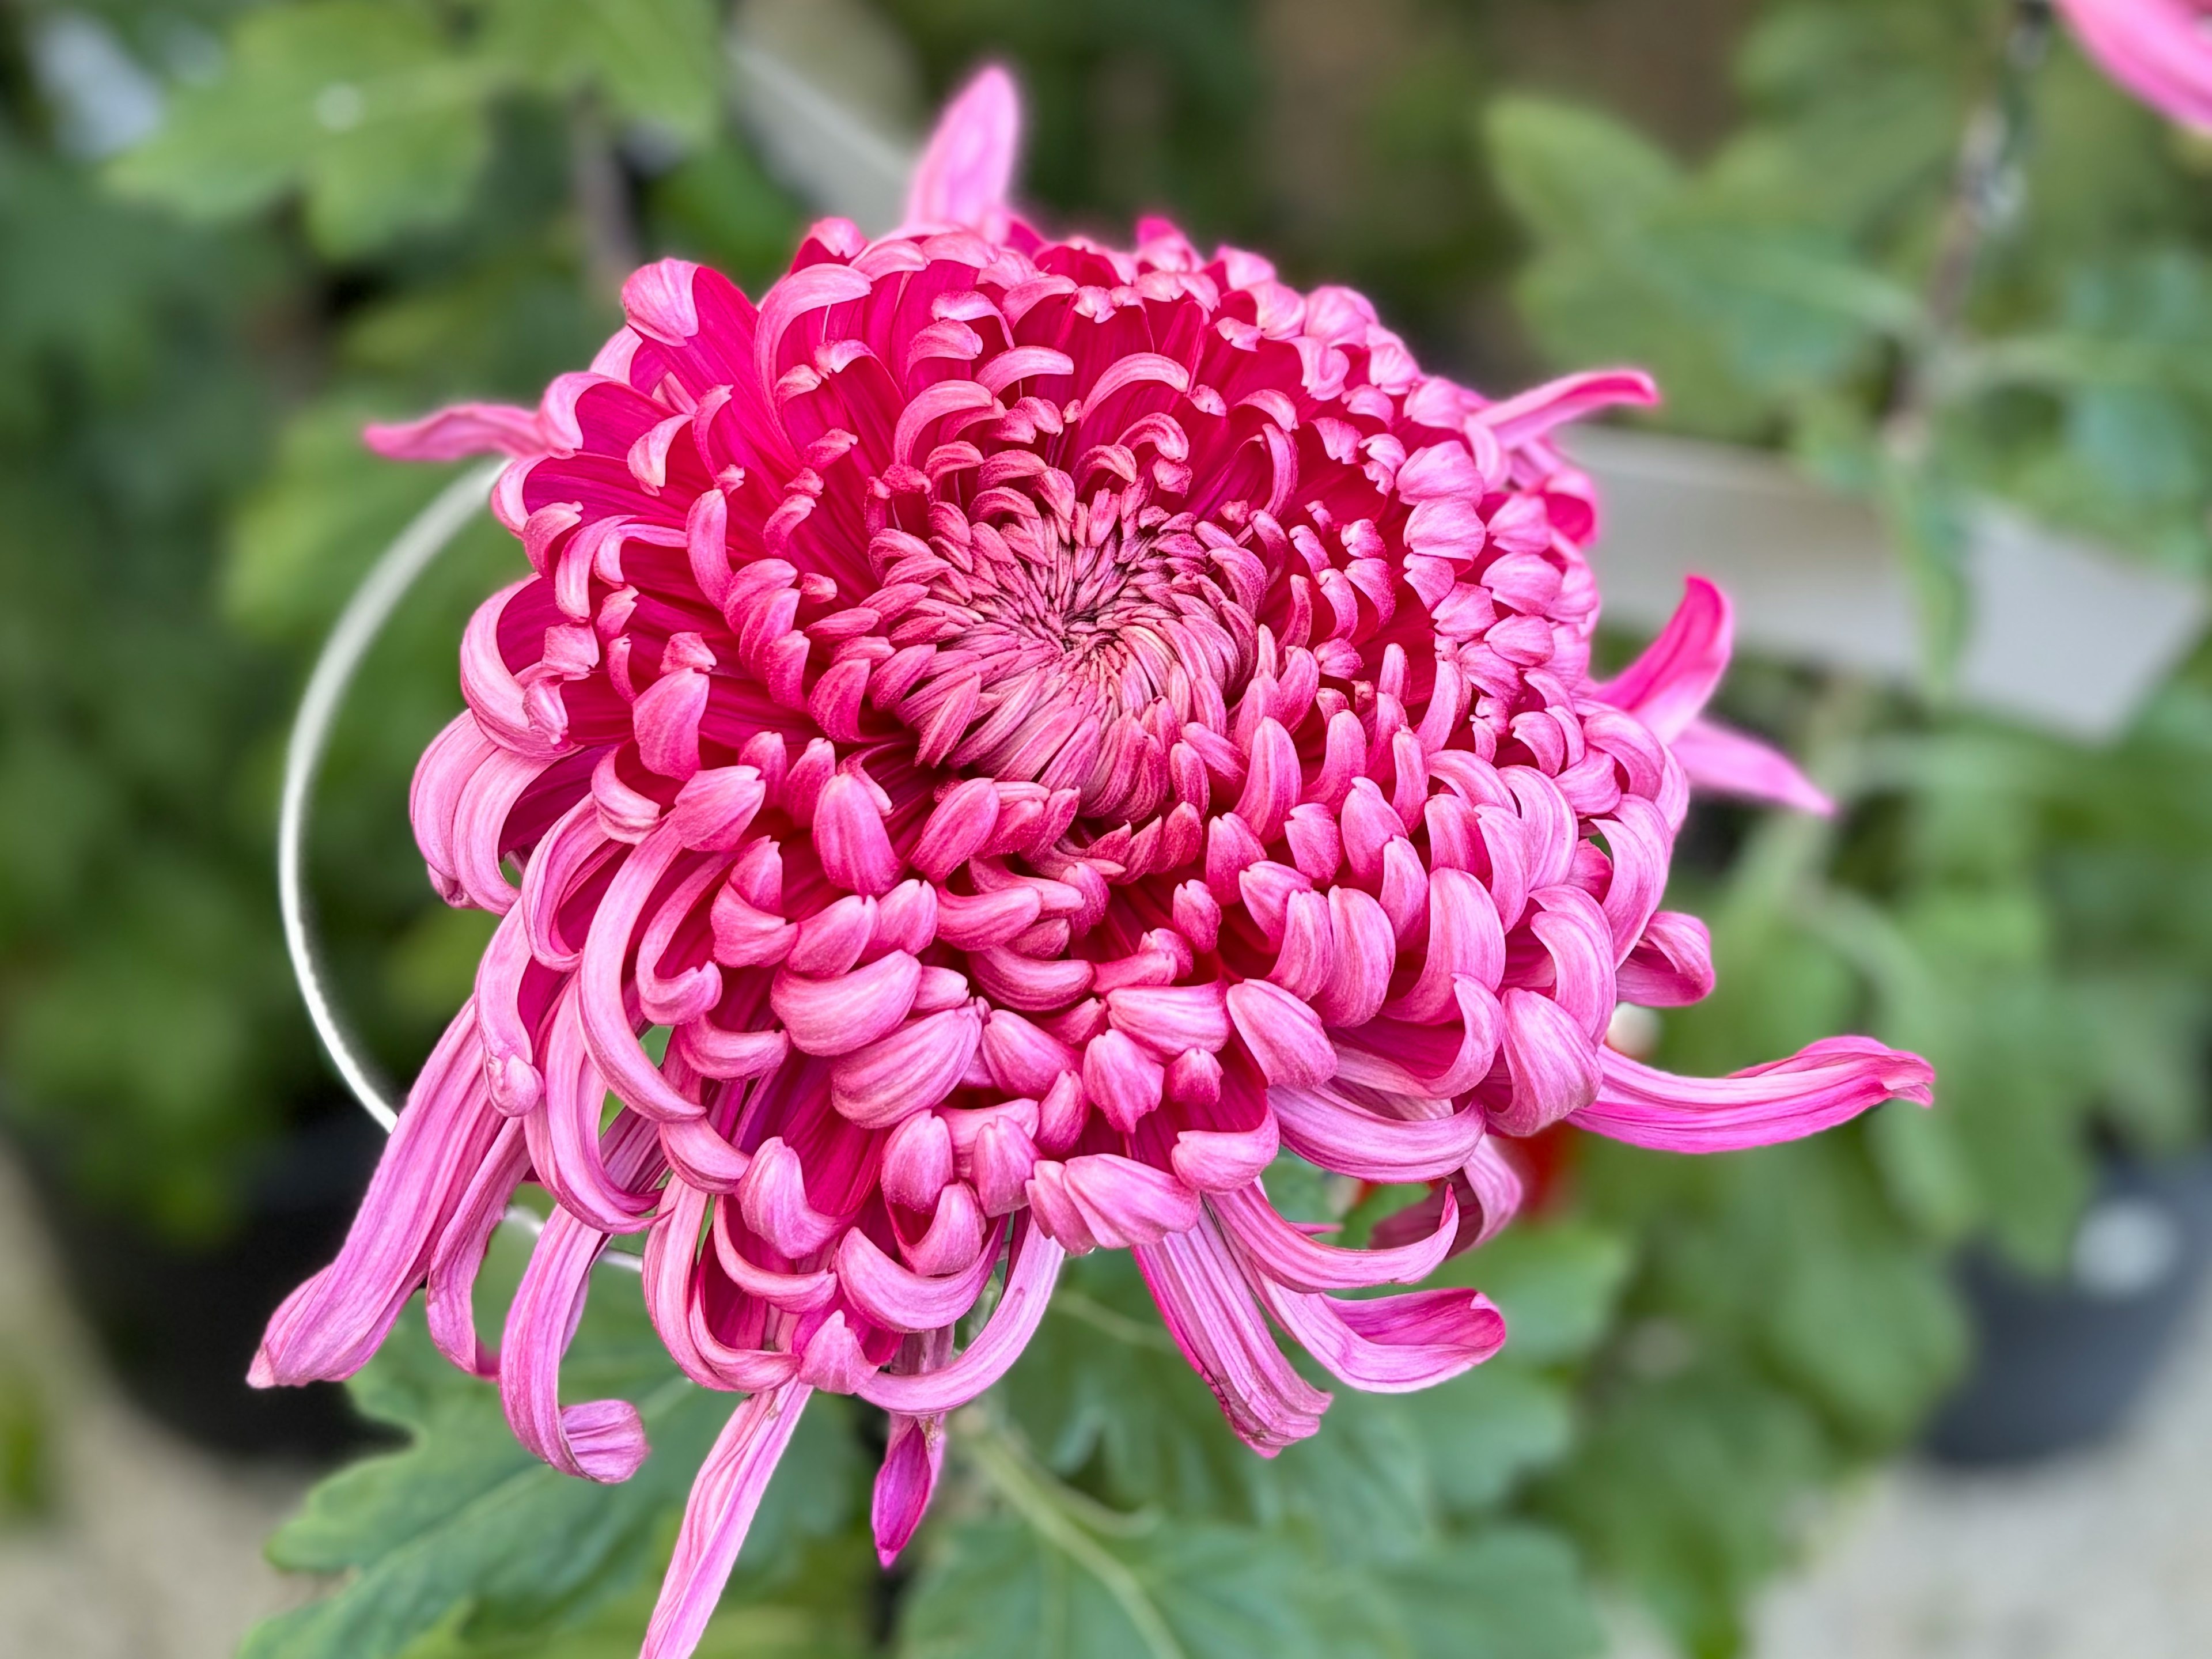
[{"xmin": 878, "ymin": 442, "xmax": 1249, "ymax": 825}]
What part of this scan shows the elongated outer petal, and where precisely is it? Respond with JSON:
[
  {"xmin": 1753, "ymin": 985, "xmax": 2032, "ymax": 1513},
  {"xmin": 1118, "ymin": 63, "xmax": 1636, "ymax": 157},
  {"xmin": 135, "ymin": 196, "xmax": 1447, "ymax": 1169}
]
[
  {"xmin": 1252, "ymin": 1275, "xmax": 1506, "ymax": 1393},
  {"xmin": 1670, "ymin": 717, "xmax": 1834, "ymax": 816},
  {"xmin": 1594, "ymin": 575, "xmax": 1731, "ymax": 742},
  {"xmin": 1212, "ymin": 1180, "xmax": 1460, "ymax": 1293},
  {"xmin": 857, "ymin": 1219, "xmax": 1065, "ymax": 1414},
  {"xmin": 501, "ymin": 1209, "xmax": 650, "ymax": 1483},
  {"xmin": 901, "ymin": 65, "xmax": 1021, "ymax": 230},
  {"xmin": 1135, "ymin": 1214, "xmax": 1331, "ymax": 1453},
  {"xmin": 578, "ymin": 826, "xmax": 709, "ymax": 1120},
  {"xmin": 365, "ymin": 402, "xmax": 544, "ymax": 460},
  {"xmin": 641, "ymin": 1382, "xmax": 813, "ymax": 1659},
  {"xmin": 250, "ymin": 1006, "xmax": 497, "ymax": 1385},
  {"xmin": 423, "ymin": 1118, "xmax": 530, "ymax": 1377},
  {"xmin": 1471, "ymin": 367, "xmax": 1658, "ymax": 449},
  {"xmin": 1573, "ymin": 1035, "xmax": 1933, "ymax": 1152}
]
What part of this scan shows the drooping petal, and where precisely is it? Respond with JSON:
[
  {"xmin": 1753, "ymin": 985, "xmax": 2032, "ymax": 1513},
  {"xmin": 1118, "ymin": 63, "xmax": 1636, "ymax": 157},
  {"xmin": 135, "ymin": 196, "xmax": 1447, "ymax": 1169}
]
[
  {"xmin": 1573, "ymin": 1035, "xmax": 1934, "ymax": 1152},
  {"xmin": 1134, "ymin": 1214, "xmax": 1331, "ymax": 1454},
  {"xmin": 249, "ymin": 1007, "xmax": 499, "ymax": 1386},
  {"xmin": 1211, "ymin": 1180, "xmax": 1460, "ymax": 1293},
  {"xmin": 1250, "ymin": 1277, "xmax": 1506, "ymax": 1393},
  {"xmin": 855, "ymin": 1218, "xmax": 1064, "ymax": 1414},
  {"xmin": 641, "ymin": 1383, "xmax": 815, "ymax": 1659},
  {"xmin": 365, "ymin": 402, "xmax": 545, "ymax": 460}
]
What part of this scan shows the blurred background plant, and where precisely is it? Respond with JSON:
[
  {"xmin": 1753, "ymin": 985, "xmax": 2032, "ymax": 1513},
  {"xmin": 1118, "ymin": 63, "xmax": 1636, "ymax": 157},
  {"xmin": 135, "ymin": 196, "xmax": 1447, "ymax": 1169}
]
[{"xmin": 3, "ymin": 0, "xmax": 2211, "ymax": 1656}]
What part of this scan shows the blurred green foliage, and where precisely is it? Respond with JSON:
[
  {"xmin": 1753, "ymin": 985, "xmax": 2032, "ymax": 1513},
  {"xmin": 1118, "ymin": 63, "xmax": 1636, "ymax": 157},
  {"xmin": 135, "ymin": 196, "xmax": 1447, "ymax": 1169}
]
[
  {"xmin": 2, "ymin": 1, "xmax": 2209, "ymax": 1657},
  {"xmin": 1484, "ymin": 2, "xmax": 2212, "ymax": 1650}
]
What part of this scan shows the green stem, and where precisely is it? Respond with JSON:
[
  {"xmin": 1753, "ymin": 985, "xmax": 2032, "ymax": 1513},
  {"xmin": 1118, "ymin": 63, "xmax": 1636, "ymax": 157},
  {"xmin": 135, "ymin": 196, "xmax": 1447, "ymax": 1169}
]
[{"xmin": 960, "ymin": 1418, "xmax": 1187, "ymax": 1659}]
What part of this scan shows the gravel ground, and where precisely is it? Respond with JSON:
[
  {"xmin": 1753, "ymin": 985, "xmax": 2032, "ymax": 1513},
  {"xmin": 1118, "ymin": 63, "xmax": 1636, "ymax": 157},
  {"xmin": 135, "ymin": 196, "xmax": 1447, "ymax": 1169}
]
[{"xmin": 3, "ymin": 1138, "xmax": 2210, "ymax": 1659}]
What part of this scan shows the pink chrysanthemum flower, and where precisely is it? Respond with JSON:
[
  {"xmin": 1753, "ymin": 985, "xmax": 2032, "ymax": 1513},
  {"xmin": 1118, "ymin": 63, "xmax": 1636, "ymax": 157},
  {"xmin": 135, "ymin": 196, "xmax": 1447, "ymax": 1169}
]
[
  {"xmin": 253, "ymin": 70, "xmax": 1931, "ymax": 1659},
  {"xmin": 2055, "ymin": 0, "xmax": 2212, "ymax": 130}
]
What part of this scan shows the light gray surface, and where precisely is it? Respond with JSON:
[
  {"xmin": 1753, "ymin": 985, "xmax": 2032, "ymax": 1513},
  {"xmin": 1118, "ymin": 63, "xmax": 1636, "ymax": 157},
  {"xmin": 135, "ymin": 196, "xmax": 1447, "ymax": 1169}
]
[
  {"xmin": 0, "ymin": 1153, "xmax": 311, "ymax": 1657},
  {"xmin": 1569, "ymin": 429, "xmax": 2209, "ymax": 741},
  {"xmin": 1744, "ymin": 1287, "xmax": 2212, "ymax": 1659}
]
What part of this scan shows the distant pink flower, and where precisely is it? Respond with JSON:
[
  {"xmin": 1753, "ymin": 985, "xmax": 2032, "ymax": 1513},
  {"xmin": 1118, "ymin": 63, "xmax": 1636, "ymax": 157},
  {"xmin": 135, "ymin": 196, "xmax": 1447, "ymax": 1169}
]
[
  {"xmin": 252, "ymin": 67, "xmax": 1930, "ymax": 1659},
  {"xmin": 2055, "ymin": 0, "xmax": 2212, "ymax": 130}
]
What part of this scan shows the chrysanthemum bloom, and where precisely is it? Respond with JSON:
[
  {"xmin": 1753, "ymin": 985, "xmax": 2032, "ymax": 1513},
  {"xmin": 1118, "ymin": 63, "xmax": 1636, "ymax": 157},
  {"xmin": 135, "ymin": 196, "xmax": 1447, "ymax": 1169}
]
[
  {"xmin": 253, "ymin": 70, "xmax": 1931, "ymax": 1659},
  {"xmin": 2054, "ymin": 0, "xmax": 2212, "ymax": 130}
]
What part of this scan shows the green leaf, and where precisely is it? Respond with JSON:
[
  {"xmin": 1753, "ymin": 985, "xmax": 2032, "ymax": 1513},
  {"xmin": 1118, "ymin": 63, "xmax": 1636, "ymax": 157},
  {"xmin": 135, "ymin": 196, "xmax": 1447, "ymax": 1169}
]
[
  {"xmin": 1394, "ymin": 1366, "xmax": 1575, "ymax": 1517},
  {"xmin": 110, "ymin": 2, "xmax": 494, "ymax": 256},
  {"xmin": 1482, "ymin": 96, "xmax": 1678, "ymax": 253},
  {"xmin": 1537, "ymin": 1365, "xmax": 1831, "ymax": 1659},
  {"xmin": 1380, "ymin": 1527, "xmax": 1605, "ymax": 1659},
  {"xmin": 479, "ymin": 0, "xmax": 722, "ymax": 145},
  {"xmin": 1002, "ymin": 1252, "xmax": 1259, "ymax": 1517},
  {"xmin": 1431, "ymin": 1221, "xmax": 1632, "ymax": 1368},
  {"xmin": 243, "ymin": 1281, "xmax": 858, "ymax": 1659},
  {"xmin": 899, "ymin": 1513, "xmax": 1341, "ymax": 1659}
]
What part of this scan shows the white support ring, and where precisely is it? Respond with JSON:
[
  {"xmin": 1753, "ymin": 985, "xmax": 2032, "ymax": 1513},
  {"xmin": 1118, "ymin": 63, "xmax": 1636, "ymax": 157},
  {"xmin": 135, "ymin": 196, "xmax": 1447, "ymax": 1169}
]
[{"xmin": 276, "ymin": 459, "xmax": 639, "ymax": 1270}]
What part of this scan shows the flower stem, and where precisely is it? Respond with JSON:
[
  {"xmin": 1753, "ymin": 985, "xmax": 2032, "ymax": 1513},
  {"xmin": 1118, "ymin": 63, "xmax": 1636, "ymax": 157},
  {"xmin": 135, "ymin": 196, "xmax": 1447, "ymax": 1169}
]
[{"xmin": 959, "ymin": 1414, "xmax": 1187, "ymax": 1659}]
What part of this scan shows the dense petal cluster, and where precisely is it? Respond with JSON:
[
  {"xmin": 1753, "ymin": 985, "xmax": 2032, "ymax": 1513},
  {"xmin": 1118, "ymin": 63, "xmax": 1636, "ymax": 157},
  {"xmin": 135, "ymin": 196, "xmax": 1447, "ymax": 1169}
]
[
  {"xmin": 252, "ymin": 71, "xmax": 1931, "ymax": 1659},
  {"xmin": 2055, "ymin": 0, "xmax": 2212, "ymax": 130}
]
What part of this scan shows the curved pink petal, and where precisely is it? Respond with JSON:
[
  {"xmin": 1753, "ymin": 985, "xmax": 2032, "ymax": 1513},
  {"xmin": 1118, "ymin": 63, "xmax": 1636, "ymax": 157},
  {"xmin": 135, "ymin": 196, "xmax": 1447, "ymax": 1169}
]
[
  {"xmin": 2055, "ymin": 0, "xmax": 2212, "ymax": 130},
  {"xmin": 854, "ymin": 1219, "xmax": 1064, "ymax": 1414},
  {"xmin": 1251, "ymin": 1278, "xmax": 1506, "ymax": 1393},
  {"xmin": 641, "ymin": 1382, "xmax": 814, "ymax": 1659},
  {"xmin": 1135, "ymin": 1214, "xmax": 1332, "ymax": 1454},
  {"xmin": 1671, "ymin": 717, "xmax": 1834, "ymax": 816},
  {"xmin": 1211, "ymin": 1180, "xmax": 1460, "ymax": 1292},
  {"xmin": 901, "ymin": 66, "xmax": 1021, "ymax": 232},
  {"xmin": 249, "ymin": 1007, "xmax": 498, "ymax": 1386},
  {"xmin": 1594, "ymin": 575, "xmax": 1731, "ymax": 743},
  {"xmin": 1573, "ymin": 1035, "xmax": 1934, "ymax": 1152},
  {"xmin": 365, "ymin": 402, "xmax": 546, "ymax": 461}
]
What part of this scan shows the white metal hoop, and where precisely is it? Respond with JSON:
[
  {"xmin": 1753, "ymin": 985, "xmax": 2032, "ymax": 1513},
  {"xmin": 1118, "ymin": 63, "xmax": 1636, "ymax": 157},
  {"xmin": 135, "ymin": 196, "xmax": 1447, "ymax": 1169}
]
[
  {"xmin": 279, "ymin": 461, "xmax": 502, "ymax": 1132},
  {"xmin": 277, "ymin": 459, "xmax": 641, "ymax": 1269}
]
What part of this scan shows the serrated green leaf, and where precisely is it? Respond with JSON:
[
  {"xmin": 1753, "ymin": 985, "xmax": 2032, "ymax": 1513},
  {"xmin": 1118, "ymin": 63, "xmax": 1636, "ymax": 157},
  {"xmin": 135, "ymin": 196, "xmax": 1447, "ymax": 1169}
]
[
  {"xmin": 898, "ymin": 1513, "xmax": 1339, "ymax": 1659},
  {"xmin": 1380, "ymin": 1526, "xmax": 1605, "ymax": 1659},
  {"xmin": 1395, "ymin": 1365, "xmax": 1575, "ymax": 1517},
  {"xmin": 243, "ymin": 1282, "xmax": 858, "ymax": 1659},
  {"xmin": 110, "ymin": 1, "xmax": 493, "ymax": 256}
]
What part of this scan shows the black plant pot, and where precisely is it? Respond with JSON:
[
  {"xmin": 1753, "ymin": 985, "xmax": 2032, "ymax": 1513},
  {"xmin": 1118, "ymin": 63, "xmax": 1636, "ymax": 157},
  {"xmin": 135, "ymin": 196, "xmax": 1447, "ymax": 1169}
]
[
  {"xmin": 22, "ymin": 1104, "xmax": 391, "ymax": 1460},
  {"xmin": 1925, "ymin": 1153, "xmax": 2212, "ymax": 1465}
]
